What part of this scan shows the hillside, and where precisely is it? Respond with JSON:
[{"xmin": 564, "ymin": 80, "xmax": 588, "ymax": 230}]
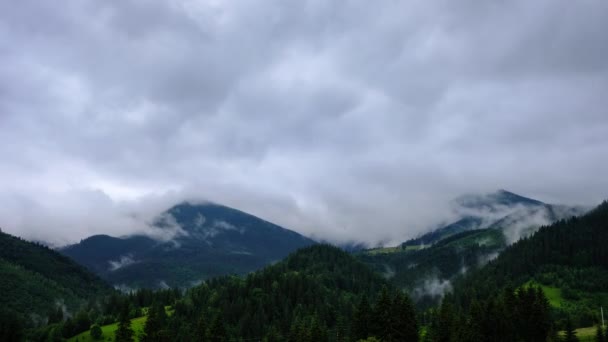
[
  {"xmin": 452, "ymin": 201, "xmax": 608, "ymax": 328},
  {"xmin": 63, "ymin": 245, "xmax": 405, "ymax": 341},
  {"xmin": 156, "ymin": 244, "xmax": 403, "ymax": 340},
  {"xmin": 0, "ymin": 230, "xmax": 111, "ymax": 325},
  {"xmin": 403, "ymin": 190, "xmax": 584, "ymax": 247},
  {"xmin": 359, "ymin": 228, "xmax": 506, "ymax": 307},
  {"xmin": 359, "ymin": 190, "xmax": 584, "ymax": 306},
  {"xmin": 61, "ymin": 202, "xmax": 316, "ymax": 288}
]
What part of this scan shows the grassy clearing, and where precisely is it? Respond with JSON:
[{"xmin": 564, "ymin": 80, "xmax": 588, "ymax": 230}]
[
  {"xmin": 68, "ymin": 307, "xmax": 172, "ymax": 342},
  {"xmin": 524, "ymin": 281, "xmax": 564, "ymax": 308},
  {"xmin": 68, "ymin": 316, "xmax": 147, "ymax": 342},
  {"xmin": 558, "ymin": 326, "xmax": 598, "ymax": 341},
  {"xmin": 364, "ymin": 245, "xmax": 421, "ymax": 255}
]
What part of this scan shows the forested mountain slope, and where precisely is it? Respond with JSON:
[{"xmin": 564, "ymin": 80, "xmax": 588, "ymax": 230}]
[
  {"xmin": 358, "ymin": 190, "xmax": 584, "ymax": 307},
  {"xmin": 148, "ymin": 244, "xmax": 421, "ymax": 341},
  {"xmin": 62, "ymin": 202, "xmax": 316, "ymax": 288},
  {"xmin": 452, "ymin": 201, "xmax": 608, "ymax": 328},
  {"xmin": 0, "ymin": 230, "xmax": 111, "ymax": 326}
]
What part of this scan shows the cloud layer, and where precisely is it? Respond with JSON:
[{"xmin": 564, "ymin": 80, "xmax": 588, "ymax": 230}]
[{"xmin": 1, "ymin": 0, "xmax": 607, "ymax": 246}]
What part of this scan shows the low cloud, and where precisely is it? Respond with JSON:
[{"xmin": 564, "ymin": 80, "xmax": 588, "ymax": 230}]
[
  {"xmin": 1, "ymin": 0, "xmax": 607, "ymax": 247},
  {"xmin": 413, "ymin": 276, "xmax": 453, "ymax": 300},
  {"xmin": 108, "ymin": 254, "xmax": 136, "ymax": 271}
]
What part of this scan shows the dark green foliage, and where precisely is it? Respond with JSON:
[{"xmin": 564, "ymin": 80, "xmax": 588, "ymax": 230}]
[
  {"xmin": 164, "ymin": 245, "xmax": 393, "ymax": 340},
  {"xmin": 0, "ymin": 231, "xmax": 110, "ymax": 323},
  {"xmin": 142, "ymin": 302, "xmax": 168, "ymax": 342},
  {"xmin": 452, "ymin": 201, "xmax": 608, "ymax": 329},
  {"xmin": 596, "ymin": 325, "xmax": 605, "ymax": 342},
  {"xmin": 425, "ymin": 286, "xmax": 552, "ymax": 342},
  {"xmin": 359, "ymin": 228, "xmax": 507, "ymax": 308},
  {"xmin": 563, "ymin": 318, "xmax": 579, "ymax": 342},
  {"xmin": 115, "ymin": 308, "xmax": 134, "ymax": 342},
  {"xmin": 352, "ymin": 295, "xmax": 372, "ymax": 341},
  {"xmin": 90, "ymin": 324, "xmax": 102, "ymax": 340},
  {"xmin": 207, "ymin": 313, "xmax": 228, "ymax": 342},
  {"xmin": 391, "ymin": 292, "xmax": 419, "ymax": 341},
  {"xmin": 0, "ymin": 309, "xmax": 25, "ymax": 342}
]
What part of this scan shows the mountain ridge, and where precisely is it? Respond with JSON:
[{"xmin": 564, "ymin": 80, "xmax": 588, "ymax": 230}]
[{"xmin": 61, "ymin": 202, "xmax": 317, "ymax": 288}]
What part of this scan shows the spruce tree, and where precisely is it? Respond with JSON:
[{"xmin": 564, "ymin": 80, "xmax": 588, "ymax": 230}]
[
  {"xmin": 353, "ymin": 295, "xmax": 372, "ymax": 341},
  {"xmin": 142, "ymin": 302, "xmax": 167, "ymax": 342},
  {"xmin": 195, "ymin": 314, "xmax": 208, "ymax": 341},
  {"xmin": 372, "ymin": 286, "xmax": 393, "ymax": 341},
  {"xmin": 115, "ymin": 309, "xmax": 134, "ymax": 342},
  {"xmin": 391, "ymin": 292, "xmax": 418, "ymax": 342},
  {"xmin": 208, "ymin": 313, "xmax": 228, "ymax": 342}
]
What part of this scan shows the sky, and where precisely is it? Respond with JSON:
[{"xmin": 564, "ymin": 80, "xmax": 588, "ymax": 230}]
[{"xmin": 1, "ymin": 0, "xmax": 607, "ymax": 246}]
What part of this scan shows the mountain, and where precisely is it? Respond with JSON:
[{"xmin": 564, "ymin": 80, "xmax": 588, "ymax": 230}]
[
  {"xmin": 402, "ymin": 189, "xmax": 585, "ymax": 247},
  {"xmin": 0, "ymin": 229, "xmax": 111, "ymax": 325},
  {"xmin": 61, "ymin": 202, "xmax": 316, "ymax": 288},
  {"xmin": 359, "ymin": 190, "xmax": 585, "ymax": 307},
  {"xmin": 452, "ymin": 200, "xmax": 608, "ymax": 329}
]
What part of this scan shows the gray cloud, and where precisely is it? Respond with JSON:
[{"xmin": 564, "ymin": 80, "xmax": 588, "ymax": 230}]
[{"xmin": 1, "ymin": 0, "xmax": 607, "ymax": 246}]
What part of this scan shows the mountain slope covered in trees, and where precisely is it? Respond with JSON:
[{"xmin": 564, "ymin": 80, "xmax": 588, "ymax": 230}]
[
  {"xmin": 0, "ymin": 230, "xmax": 111, "ymax": 327},
  {"xmin": 61, "ymin": 202, "xmax": 316, "ymax": 288},
  {"xmin": 358, "ymin": 190, "xmax": 584, "ymax": 307},
  {"xmin": 452, "ymin": 200, "xmax": 608, "ymax": 328}
]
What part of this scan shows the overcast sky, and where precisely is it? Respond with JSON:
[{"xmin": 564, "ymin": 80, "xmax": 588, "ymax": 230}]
[{"xmin": 1, "ymin": 0, "xmax": 607, "ymax": 246}]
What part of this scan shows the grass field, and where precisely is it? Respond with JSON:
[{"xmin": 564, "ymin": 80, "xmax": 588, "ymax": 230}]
[
  {"xmin": 558, "ymin": 326, "xmax": 598, "ymax": 341},
  {"xmin": 364, "ymin": 245, "xmax": 421, "ymax": 255},
  {"xmin": 68, "ymin": 316, "xmax": 147, "ymax": 342},
  {"xmin": 524, "ymin": 281, "xmax": 564, "ymax": 308},
  {"xmin": 68, "ymin": 307, "xmax": 172, "ymax": 342}
]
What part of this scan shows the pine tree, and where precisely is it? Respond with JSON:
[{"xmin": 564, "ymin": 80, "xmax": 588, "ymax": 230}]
[
  {"xmin": 115, "ymin": 308, "xmax": 134, "ymax": 342},
  {"xmin": 142, "ymin": 302, "xmax": 168, "ymax": 342},
  {"xmin": 353, "ymin": 295, "xmax": 372, "ymax": 341},
  {"xmin": 433, "ymin": 299, "xmax": 456, "ymax": 342},
  {"xmin": 207, "ymin": 313, "xmax": 228, "ymax": 342},
  {"xmin": 372, "ymin": 286, "xmax": 393, "ymax": 341},
  {"xmin": 195, "ymin": 314, "xmax": 208, "ymax": 341},
  {"xmin": 391, "ymin": 292, "xmax": 418, "ymax": 342}
]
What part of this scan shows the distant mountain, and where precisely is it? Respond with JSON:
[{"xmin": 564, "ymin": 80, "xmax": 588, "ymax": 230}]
[
  {"xmin": 402, "ymin": 190, "xmax": 585, "ymax": 247},
  {"xmin": 452, "ymin": 200, "xmax": 608, "ymax": 328},
  {"xmin": 0, "ymin": 229, "xmax": 111, "ymax": 324},
  {"xmin": 61, "ymin": 202, "xmax": 316, "ymax": 288},
  {"xmin": 359, "ymin": 190, "xmax": 586, "ymax": 307}
]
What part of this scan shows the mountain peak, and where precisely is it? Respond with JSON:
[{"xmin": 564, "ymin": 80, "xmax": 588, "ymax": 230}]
[{"xmin": 456, "ymin": 189, "xmax": 545, "ymax": 210}]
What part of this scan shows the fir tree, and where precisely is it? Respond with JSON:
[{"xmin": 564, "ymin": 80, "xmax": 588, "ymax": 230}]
[
  {"xmin": 115, "ymin": 309, "xmax": 134, "ymax": 342},
  {"xmin": 391, "ymin": 292, "xmax": 418, "ymax": 342},
  {"xmin": 208, "ymin": 313, "xmax": 228, "ymax": 342},
  {"xmin": 142, "ymin": 302, "xmax": 168, "ymax": 342},
  {"xmin": 372, "ymin": 286, "xmax": 393, "ymax": 341},
  {"xmin": 353, "ymin": 295, "xmax": 372, "ymax": 341}
]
